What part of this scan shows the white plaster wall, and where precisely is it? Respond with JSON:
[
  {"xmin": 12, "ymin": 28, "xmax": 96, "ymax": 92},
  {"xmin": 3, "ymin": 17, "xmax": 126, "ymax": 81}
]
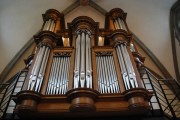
[
  {"xmin": 93, "ymin": 0, "xmax": 177, "ymax": 78},
  {"xmin": 0, "ymin": 0, "xmax": 75, "ymax": 74},
  {"xmin": 0, "ymin": 0, "xmax": 177, "ymax": 80},
  {"xmin": 65, "ymin": 6, "xmax": 105, "ymax": 28},
  {"xmin": 175, "ymin": 38, "xmax": 180, "ymax": 76}
]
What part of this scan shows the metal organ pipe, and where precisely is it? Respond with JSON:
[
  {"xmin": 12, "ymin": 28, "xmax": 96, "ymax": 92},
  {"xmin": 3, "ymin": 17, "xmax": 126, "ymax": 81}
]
[
  {"xmin": 28, "ymin": 45, "xmax": 50, "ymax": 92},
  {"xmin": 73, "ymin": 31, "xmax": 92, "ymax": 89},
  {"xmin": 114, "ymin": 20, "xmax": 119, "ymax": 30},
  {"xmin": 46, "ymin": 54, "xmax": 70, "ymax": 95},
  {"xmin": 80, "ymin": 32, "xmax": 85, "ymax": 87},
  {"xmin": 110, "ymin": 56, "xmax": 120, "ymax": 93},
  {"xmin": 42, "ymin": 19, "xmax": 56, "ymax": 32},
  {"xmin": 117, "ymin": 18, "xmax": 123, "ymax": 29},
  {"xmin": 122, "ymin": 44, "xmax": 138, "ymax": 88},
  {"xmin": 116, "ymin": 43, "xmax": 138, "ymax": 90},
  {"xmin": 36, "ymin": 47, "xmax": 50, "ymax": 92},
  {"xmin": 74, "ymin": 34, "xmax": 80, "ymax": 88},
  {"xmin": 43, "ymin": 20, "xmax": 48, "ymax": 31},
  {"xmin": 121, "ymin": 19, "xmax": 127, "ymax": 31},
  {"xmin": 116, "ymin": 45, "xmax": 129, "ymax": 90},
  {"xmin": 46, "ymin": 57, "xmax": 56, "ymax": 94},
  {"xmin": 86, "ymin": 33, "xmax": 92, "ymax": 88},
  {"xmin": 113, "ymin": 17, "xmax": 127, "ymax": 31},
  {"xmin": 96, "ymin": 54, "xmax": 120, "ymax": 94}
]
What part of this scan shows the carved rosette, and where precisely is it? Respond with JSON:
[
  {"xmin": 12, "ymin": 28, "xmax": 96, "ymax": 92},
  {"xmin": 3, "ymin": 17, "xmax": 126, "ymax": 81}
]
[{"xmin": 66, "ymin": 88, "xmax": 99, "ymax": 112}]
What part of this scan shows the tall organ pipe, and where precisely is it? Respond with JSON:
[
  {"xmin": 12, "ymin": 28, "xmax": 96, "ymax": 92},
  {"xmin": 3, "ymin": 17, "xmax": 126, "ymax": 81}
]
[
  {"xmin": 80, "ymin": 32, "xmax": 86, "ymax": 87},
  {"xmin": 28, "ymin": 45, "xmax": 50, "ymax": 92},
  {"xmin": 73, "ymin": 31, "xmax": 92, "ymax": 88},
  {"xmin": 74, "ymin": 34, "xmax": 80, "ymax": 88},
  {"xmin": 36, "ymin": 47, "xmax": 50, "ymax": 92},
  {"xmin": 116, "ymin": 43, "xmax": 138, "ymax": 90}
]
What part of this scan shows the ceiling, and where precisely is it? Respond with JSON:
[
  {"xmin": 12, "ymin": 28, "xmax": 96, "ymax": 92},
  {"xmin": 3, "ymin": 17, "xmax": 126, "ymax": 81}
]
[{"xmin": 0, "ymin": 0, "xmax": 177, "ymax": 81}]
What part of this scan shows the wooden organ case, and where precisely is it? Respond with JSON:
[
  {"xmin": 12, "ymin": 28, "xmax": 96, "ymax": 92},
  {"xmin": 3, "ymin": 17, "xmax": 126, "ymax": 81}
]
[{"xmin": 13, "ymin": 8, "xmax": 153, "ymax": 118}]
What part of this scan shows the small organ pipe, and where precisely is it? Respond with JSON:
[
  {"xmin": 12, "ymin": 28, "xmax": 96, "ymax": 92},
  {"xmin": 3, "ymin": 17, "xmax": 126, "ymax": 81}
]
[
  {"xmin": 46, "ymin": 55, "xmax": 70, "ymax": 95},
  {"xmin": 57, "ymin": 57, "xmax": 62, "ymax": 94},
  {"xmin": 117, "ymin": 18, "xmax": 123, "ymax": 29},
  {"xmin": 49, "ymin": 20, "xmax": 54, "ymax": 32},
  {"xmin": 50, "ymin": 57, "xmax": 56, "ymax": 94},
  {"xmin": 100, "ymin": 57, "xmax": 108, "ymax": 93},
  {"xmin": 110, "ymin": 56, "xmax": 120, "ymax": 93},
  {"xmin": 96, "ymin": 55, "xmax": 120, "ymax": 94},
  {"xmin": 65, "ymin": 57, "xmax": 70, "ymax": 94},
  {"xmin": 50, "ymin": 57, "xmax": 57, "ymax": 94},
  {"xmin": 108, "ymin": 56, "xmax": 115, "ymax": 93},
  {"xmin": 74, "ymin": 34, "xmax": 80, "ymax": 88},
  {"xmin": 114, "ymin": 21, "xmax": 118, "ymax": 30},
  {"xmin": 86, "ymin": 34, "xmax": 90, "ymax": 88},
  {"xmin": 61, "ymin": 57, "xmax": 65, "ymax": 94},
  {"xmin": 43, "ymin": 21, "xmax": 48, "ymax": 31},
  {"xmin": 96, "ymin": 57, "xmax": 101, "ymax": 93},
  {"xmin": 105, "ymin": 56, "xmax": 111, "ymax": 93},
  {"xmin": 51, "ymin": 22, "xmax": 56, "ymax": 32},
  {"xmin": 46, "ymin": 19, "xmax": 51, "ymax": 30},
  {"xmin": 85, "ymin": 33, "xmax": 92, "ymax": 88},
  {"xmin": 121, "ymin": 19, "xmax": 127, "ymax": 31},
  {"xmin": 63, "ymin": 57, "xmax": 67, "ymax": 94},
  {"xmin": 106, "ymin": 56, "xmax": 114, "ymax": 93},
  {"xmin": 80, "ymin": 32, "xmax": 85, "ymax": 87},
  {"xmin": 46, "ymin": 57, "xmax": 55, "ymax": 94},
  {"xmin": 115, "ymin": 20, "xmax": 120, "ymax": 29},
  {"xmin": 56, "ymin": 57, "xmax": 61, "ymax": 94},
  {"xmin": 97, "ymin": 57, "xmax": 103, "ymax": 93}
]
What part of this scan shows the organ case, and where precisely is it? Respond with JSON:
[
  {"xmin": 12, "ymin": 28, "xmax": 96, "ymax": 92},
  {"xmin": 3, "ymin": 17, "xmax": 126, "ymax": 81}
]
[{"xmin": 13, "ymin": 8, "xmax": 153, "ymax": 118}]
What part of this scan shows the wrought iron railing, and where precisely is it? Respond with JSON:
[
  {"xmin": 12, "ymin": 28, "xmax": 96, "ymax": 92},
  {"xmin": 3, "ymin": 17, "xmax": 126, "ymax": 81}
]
[
  {"xmin": 141, "ymin": 68, "xmax": 180, "ymax": 120},
  {"xmin": 0, "ymin": 69, "xmax": 28, "ymax": 119},
  {"xmin": 0, "ymin": 67, "xmax": 180, "ymax": 119}
]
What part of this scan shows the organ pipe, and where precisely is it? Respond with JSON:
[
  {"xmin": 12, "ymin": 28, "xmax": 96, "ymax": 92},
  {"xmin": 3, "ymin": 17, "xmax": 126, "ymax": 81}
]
[
  {"xmin": 96, "ymin": 54, "xmax": 120, "ymax": 94},
  {"xmin": 46, "ymin": 55, "xmax": 70, "ymax": 95},
  {"xmin": 42, "ymin": 19, "xmax": 56, "ymax": 32},
  {"xmin": 73, "ymin": 31, "xmax": 92, "ymax": 88},
  {"xmin": 28, "ymin": 45, "xmax": 50, "ymax": 92},
  {"xmin": 116, "ymin": 43, "xmax": 138, "ymax": 90},
  {"xmin": 113, "ymin": 17, "xmax": 127, "ymax": 31}
]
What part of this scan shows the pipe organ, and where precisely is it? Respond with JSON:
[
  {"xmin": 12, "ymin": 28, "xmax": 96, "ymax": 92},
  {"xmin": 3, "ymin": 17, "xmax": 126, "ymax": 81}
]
[
  {"xmin": 73, "ymin": 30, "xmax": 92, "ymax": 88},
  {"xmin": 13, "ymin": 8, "xmax": 153, "ymax": 118}
]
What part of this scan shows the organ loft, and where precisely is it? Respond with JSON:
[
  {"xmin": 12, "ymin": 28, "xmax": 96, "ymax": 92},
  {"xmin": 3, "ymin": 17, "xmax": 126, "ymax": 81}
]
[{"xmin": 11, "ymin": 8, "xmax": 154, "ymax": 118}]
